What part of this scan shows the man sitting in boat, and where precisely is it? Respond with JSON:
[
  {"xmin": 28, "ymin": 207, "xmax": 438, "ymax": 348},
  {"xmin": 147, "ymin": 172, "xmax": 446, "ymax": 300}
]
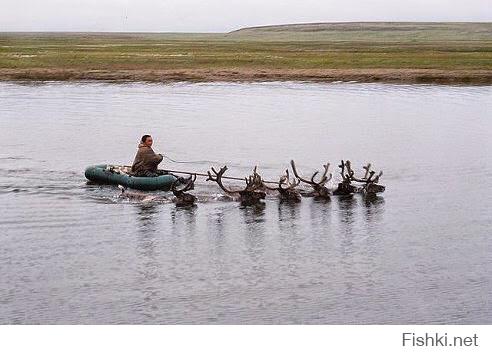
[{"xmin": 131, "ymin": 135, "xmax": 164, "ymax": 177}]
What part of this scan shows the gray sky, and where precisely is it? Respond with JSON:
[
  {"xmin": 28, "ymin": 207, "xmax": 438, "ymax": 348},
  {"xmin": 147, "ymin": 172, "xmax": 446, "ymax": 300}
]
[{"xmin": 1, "ymin": 0, "xmax": 491, "ymax": 32}]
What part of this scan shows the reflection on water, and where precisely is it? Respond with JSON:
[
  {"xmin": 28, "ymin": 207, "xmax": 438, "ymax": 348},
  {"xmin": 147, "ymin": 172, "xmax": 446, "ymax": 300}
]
[
  {"xmin": 135, "ymin": 203, "xmax": 159, "ymax": 234},
  {"xmin": 240, "ymin": 203, "xmax": 266, "ymax": 224},
  {"xmin": 134, "ymin": 204, "xmax": 161, "ymax": 322},
  {"xmin": 338, "ymin": 195, "xmax": 357, "ymax": 224},
  {"xmin": 171, "ymin": 204, "xmax": 198, "ymax": 226},
  {"xmin": 362, "ymin": 195, "xmax": 385, "ymax": 224},
  {"xmin": 0, "ymin": 82, "xmax": 491, "ymax": 324}
]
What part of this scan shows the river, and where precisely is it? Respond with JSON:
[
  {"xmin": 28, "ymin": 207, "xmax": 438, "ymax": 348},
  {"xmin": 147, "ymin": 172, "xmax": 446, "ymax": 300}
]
[{"xmin": 0, "ymin": 81, "xmax": 491, "ymax": 324}]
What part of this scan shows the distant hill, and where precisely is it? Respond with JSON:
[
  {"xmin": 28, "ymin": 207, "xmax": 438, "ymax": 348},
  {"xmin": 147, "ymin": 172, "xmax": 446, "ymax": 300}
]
[
  {"xmin": 230, "ymin": 22, "xmax": 492, "ymax": 33},
  {"xmin": 229, "ymin": 22, "xmax": 492, "ymax": 42}
]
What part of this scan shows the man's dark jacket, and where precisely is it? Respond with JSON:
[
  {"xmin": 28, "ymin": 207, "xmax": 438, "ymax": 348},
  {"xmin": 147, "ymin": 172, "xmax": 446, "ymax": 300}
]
[{"xmin": 131, "ymin": 144, "xmax": 163, "ymax": 175}]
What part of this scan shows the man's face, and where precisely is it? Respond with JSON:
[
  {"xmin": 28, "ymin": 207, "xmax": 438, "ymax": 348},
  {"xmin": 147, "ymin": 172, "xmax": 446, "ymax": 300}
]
[{"xmin": 144, "ymin": 136, "xmax": 153, "ymax": 147}]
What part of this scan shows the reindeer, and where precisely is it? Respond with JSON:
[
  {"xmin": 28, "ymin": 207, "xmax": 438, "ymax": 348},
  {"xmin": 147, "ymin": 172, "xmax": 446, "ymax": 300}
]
[
  {"xmin": 343, "ymin": 162, "xmax": 385, "ymax": 195},
  {"xmin": 171, "ymin": 174, "xmax": 197, "ymax": 207},
  {"xmin": 290, "ymin": 160, "xmax": 331, "ymax": 199},
  {"xmin": 332, "ymin": 160, "xmax": 358, "ymax": 196},
  {"xmin": 262, "ymin": 169, "xmax": 302, "ymax": 202},
  {"xmin": 207, "ymin": 166, "xmax": 266, "ymax": 206}
]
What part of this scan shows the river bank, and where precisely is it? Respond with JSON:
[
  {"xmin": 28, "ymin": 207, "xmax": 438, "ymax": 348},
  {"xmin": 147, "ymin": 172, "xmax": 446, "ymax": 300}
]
[
  {"xmin": 2, "ymin": 23, "xmax": 491, "ymax": 85},
  {"xmin": 1, "ymin": 68, "xmax": 491, "ymax": 84}
]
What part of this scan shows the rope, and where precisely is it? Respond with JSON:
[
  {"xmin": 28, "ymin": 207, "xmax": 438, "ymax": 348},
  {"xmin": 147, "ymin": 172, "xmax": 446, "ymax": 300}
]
[
  {"xmin": 165, "ymin": 168, "xmax": 279, "ymax": 184},
  {"xmin": 161, "ymin": 153, "xmax": 222, "ymax": 165},
  {"xmin": 158, "ymin": 153, "xmax": 280, "ymax": 183},
  {"xmin": 123, "ymin": 165, "xmax": 279, "ymax": 184}
]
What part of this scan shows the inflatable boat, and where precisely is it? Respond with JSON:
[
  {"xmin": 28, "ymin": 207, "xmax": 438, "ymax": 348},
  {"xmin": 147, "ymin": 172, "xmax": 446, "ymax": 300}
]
[{"xmin": 84, "ymin": 164, "xmax": 177, "ymax": 191}]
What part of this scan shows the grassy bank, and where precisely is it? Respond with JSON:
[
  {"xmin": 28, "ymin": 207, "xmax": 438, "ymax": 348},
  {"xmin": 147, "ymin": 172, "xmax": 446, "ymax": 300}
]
[{"xmin": 1, "ymin": 22, "xmax": 491, "ymax": 84}]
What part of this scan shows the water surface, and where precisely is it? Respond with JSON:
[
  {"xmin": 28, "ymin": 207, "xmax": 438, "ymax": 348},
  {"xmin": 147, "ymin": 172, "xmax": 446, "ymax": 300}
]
[{"xmin": 0, "ymin": 81, "xmax": 491, "ymax": 324}]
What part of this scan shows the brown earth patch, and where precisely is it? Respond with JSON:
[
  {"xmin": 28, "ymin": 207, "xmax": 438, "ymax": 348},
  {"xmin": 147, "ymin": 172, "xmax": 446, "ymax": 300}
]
[{"xmin": 1, "ymin": 68, "xmax": 491, "ymax": 84}]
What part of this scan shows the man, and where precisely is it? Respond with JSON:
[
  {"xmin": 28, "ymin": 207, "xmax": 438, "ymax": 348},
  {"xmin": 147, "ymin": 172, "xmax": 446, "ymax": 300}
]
[{"xmin": 131, "ymin": 135, "xmax": 164, "ymax": 177}]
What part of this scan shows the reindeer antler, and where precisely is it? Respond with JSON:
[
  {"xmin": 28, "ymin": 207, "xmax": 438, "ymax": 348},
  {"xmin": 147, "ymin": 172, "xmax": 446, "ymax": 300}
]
[
  {"xmin": 172, "ymin": 174, "xmax": 196, "ymax": 196},
  {"xmin": 207, "ymin": 166, "xmax": 243, "ymax": 194},
  {"xmin": 311, "ymin": 163, "xmax": 332, "ymax": 185},
  {"xmin": 281, "ymin": 169, "xmax": 300, "ymax": 190},
  {"xmin": 291, "ymin": 160, "xmax": 314, "ymax": 185},
  {"xmin": 291, "ymin": 160, "xmax": 331, "ymax": 187},
  {"xmin": 345, "ymin": 160, "xmax": 355, "ymax": 179},
  {"xmin": 346, "ymin": 163, "xmax": 383, "ymax": 185},
  {"xmin": 368, "ymin": 170, "xmax": 383, "ymax": 184},
  {"xmin": 363, "ymin": 163, "xmax": 372, "ymax": 179},
  {"xmin": 263, "ymin": 169, "xmax": 300, "ymax": 192},
  {"xmin": 207, "ymin": 166, "xmax": 265, "ymax": 195},
  {"xmin": 341, "ymin": 162, "xmax": 385, "ymax": 194},
  {"xmin": 338, "ymin": 160, "xmax": 346, "ymax": 180},
  {"xmin": 245, "ymin": 166, "xmax": 263, "ymax": 192},
  {"xmin": 338, "ymin": 160, "xmax": 356, "ymax": 183}
]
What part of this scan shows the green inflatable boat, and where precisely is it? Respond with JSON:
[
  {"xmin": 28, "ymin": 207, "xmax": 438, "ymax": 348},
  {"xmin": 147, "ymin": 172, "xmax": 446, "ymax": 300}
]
[{"xmin": 84, "ymin": 164, "xmax": 177, "ymax": 191}]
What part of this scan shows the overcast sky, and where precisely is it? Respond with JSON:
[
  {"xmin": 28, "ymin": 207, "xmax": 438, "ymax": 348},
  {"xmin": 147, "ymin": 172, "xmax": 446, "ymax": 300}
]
[{"xmin": 1, "ymin": 0, "xmax": 491, "ymax": 32}]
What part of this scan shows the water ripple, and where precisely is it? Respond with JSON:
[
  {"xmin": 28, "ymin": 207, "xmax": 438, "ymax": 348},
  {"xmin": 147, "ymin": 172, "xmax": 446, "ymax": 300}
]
[{"xmin": 0, "ymin": 82, "xmax": 491, "ymax": 324}]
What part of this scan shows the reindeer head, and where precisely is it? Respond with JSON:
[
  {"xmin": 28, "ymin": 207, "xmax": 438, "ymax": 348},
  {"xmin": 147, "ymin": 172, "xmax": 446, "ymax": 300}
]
[
  {"xmin": 346, "ymin": 161, "xmax": 385, "ymax": 195},
  {"xmin": 262, "ymin": 169, "xmax": 302, "ymax": 202},
  {"xmin": 171, "ymin": 174, "xmax": 197, "ymax": 206},
  {"xmin": 362, "ymin": 170, "xmax": 385, "ymax": 194},
  {"xmin": 290, "ymin": 160, "xmax": 331, "ymax": 199},
  {"xmin": 207, "ymin": 166, "xmax": 266, "ymax": 206}
]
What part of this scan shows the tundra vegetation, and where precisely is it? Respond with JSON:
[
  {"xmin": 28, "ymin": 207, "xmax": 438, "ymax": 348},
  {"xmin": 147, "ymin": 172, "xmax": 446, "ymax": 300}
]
[{"xmin": 1, "ymin": 22, "xmax": 491, "ymax": 83}]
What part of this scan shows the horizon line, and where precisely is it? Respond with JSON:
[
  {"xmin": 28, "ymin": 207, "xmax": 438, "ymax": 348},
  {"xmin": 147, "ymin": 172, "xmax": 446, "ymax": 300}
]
[{"xmin": 1, "ymin": 20, "xmax": 491, "ymax": 35}]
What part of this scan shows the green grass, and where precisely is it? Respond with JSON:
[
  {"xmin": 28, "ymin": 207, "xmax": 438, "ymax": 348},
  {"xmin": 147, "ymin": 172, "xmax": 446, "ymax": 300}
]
[{"xmin": 1, "ymin": 23, "xmax": 491, "ymax": 71}]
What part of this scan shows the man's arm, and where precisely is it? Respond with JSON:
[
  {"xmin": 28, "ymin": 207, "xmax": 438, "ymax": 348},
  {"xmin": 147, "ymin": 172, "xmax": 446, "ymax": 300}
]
[{"xmin": 147, "ymin": 149, "xmax": 163, "ymax": 164}]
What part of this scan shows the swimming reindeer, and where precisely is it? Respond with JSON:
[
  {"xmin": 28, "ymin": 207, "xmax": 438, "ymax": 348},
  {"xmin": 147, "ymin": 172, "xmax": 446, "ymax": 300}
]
[
  {"xmin": 261, "ymin": 169, "xmax": 302, "ymax": 202},
  {"xmin": 171, "ymin": 174, "xmax": 197, "ymax": 206},
  {"xmin": 344, "ymin": 161, "xmax": 385, "ymax": 195},
  {"xmin": 332, "ymin": 160, "xmax": 358, "ymax": 195},
  {"xmin": 118, "ymin": 175, "xmax": 198, "ymax": 205},
  {"xmin": 207, "ymin": 166, "xmax": 266, "ymax": 206},
  {"xmin": 290, "ymin": 160, "xmax": 332, "ymax": 199}
]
